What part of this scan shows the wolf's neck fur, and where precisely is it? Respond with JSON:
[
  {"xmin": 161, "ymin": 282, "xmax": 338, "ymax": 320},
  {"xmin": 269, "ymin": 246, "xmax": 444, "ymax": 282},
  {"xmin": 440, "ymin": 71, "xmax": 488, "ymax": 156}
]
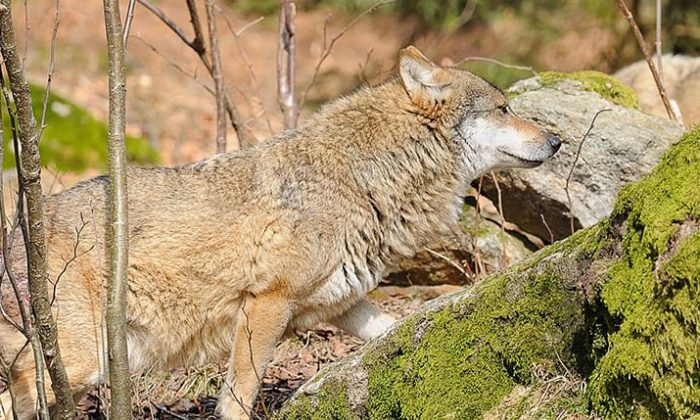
[{"xmin": 303, "ymin": 80, "xmax": 474, "ymax": 274}]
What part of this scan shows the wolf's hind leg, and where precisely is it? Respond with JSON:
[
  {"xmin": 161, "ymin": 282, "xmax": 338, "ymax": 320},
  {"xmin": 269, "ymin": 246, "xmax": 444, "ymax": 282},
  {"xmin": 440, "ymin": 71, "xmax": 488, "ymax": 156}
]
[
  {"xmin": 330, "ymin": 298, "xmax": 396, "ymax": 341},
  {"xmin": 217, "ymin": 291, "xmax": 293, "ymax": 420}
]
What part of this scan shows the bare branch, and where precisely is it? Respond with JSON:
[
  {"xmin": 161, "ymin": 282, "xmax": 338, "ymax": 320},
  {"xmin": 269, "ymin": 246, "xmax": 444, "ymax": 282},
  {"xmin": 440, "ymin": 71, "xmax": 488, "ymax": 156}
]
[
  {"xmin": 222, "ymin": 15, "xmax": 274, "ymax": 137},
  {"xmin": 655, "ymin": 0, "xmax": 662, "ymax": 80},
  {"xmin": 136, "ymin": 0, "xmax": 192, "ymax": 47},
  {"xmin": 565, "ymin": 109, "xmax": 611, "ymax": 235},
  {"xmin": 457, "ymin": 56, "xmax": 538, "ymax": 77},
  {"xmin": 277, "ymin": 0, "xmax": 298, "ymax": 129},
  {"xmin": 298, "ymin": 0, "xmax": 394, "ymax": 108},
  {"xmin": 122, "ymin": 0, "xmax": 136, "ymax": 47},
  {"xmin": 489, "ymin": 172, "xmax": 508, "ymax": 266},
  {"xmin": 540, "ymin": 214, "xmax": 554, "ymax": 244},
  {"xmin": 206, "ymin": 0, "xmax": 227, "ymax": 153},
  {"xmin": 137, "ymin": 0, "xmax": 255, "ymax": 147},
  {"xmin": 616, "ymin": 0, "xmax": 680, "ymax": 124},
  {"xmin": 37, "ymin": 0, "xmax": 60, "ymax": 144},
  {"xmin": 134, "ymin": 34, "xmax": 215, "ymax": 95},
  {"xmin": 185, "ymin": 0, "xmax": 208, "ymax": 61}
]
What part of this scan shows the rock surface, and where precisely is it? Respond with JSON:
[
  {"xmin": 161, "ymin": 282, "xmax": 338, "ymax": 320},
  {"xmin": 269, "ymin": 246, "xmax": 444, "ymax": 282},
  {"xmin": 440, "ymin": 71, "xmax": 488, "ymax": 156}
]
[
  {"xmin": 480, "ymin": 75, "xmax": 684, "ymax": 241},
  {"xmin": 614, "ymin": 54, "xmax": 700, "ymax": 126}
]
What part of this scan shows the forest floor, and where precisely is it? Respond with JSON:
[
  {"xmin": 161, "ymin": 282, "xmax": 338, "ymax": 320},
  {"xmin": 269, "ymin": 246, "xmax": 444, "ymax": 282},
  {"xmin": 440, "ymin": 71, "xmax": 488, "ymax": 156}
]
[{"xmin": 74, "ymin": 285, "xmax": 461, "ymax": 419}]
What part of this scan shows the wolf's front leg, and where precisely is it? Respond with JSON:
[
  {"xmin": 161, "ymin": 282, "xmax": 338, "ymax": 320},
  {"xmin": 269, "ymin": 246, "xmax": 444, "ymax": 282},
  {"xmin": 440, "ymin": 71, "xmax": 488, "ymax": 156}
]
[
  {"xmin": 330, "ymin": 298, "xmax": 396, "ymax": 341},
  {"xmin": 217, "ymin": 291, "xmax": 293, "ymax": 419}
]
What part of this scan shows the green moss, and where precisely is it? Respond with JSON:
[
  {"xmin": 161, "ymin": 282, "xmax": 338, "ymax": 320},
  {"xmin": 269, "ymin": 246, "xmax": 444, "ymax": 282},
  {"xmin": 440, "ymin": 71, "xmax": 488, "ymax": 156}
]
[
  {"xmin": 362, "ymin": 244, "xmax": 589, "ymax": 419},
  {"xmin": 538, "ymin": 70, "xmax": 639, "ymax": 109},
  {"xmin": 2, "ymin": 83, "xmax": 159, "ymax": 173},
  {"xmin": 275, "ymin": 381, "xmax": 357, "ymax": 420},
  {"xmin": 588, "ymin": 125, "xmax": 700, "ymax": 418}
]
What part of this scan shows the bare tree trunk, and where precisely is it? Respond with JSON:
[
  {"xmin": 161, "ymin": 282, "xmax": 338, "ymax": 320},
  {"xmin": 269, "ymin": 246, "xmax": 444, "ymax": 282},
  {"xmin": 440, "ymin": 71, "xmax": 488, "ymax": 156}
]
[
  {"xmin": 277, "ymin": 0, "xmax": 298, "ymax": 129},
  {"xmin": 0, "ymin": 2, "xmax": 75, "ymax": 419},
  {"xmin": 102, "ymin": 0, "xmax": 131, "ymax": 417},
  {"xmin": 205, "ymin": 0, "xmax": 227, "ymax": 153}
]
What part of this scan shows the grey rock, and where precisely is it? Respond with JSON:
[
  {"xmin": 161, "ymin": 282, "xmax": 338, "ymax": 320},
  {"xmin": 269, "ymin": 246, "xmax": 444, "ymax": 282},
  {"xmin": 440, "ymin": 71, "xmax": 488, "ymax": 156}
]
[{"xmin": 480, "ymin": 77, "xmax": 684, "ymax": 241}]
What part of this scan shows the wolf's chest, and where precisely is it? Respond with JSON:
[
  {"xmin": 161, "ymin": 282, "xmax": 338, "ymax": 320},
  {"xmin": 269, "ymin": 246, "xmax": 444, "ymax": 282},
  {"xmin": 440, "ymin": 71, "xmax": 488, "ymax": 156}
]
[{"xmin": 304, "ymin": 262, "xmax": 382, "ymax": 308}]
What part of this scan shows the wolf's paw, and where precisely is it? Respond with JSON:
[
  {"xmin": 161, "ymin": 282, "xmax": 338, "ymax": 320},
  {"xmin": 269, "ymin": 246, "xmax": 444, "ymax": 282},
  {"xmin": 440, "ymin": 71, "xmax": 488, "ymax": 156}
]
[{"xmin": 216, "ymin": 389, "xmax": 251, "ymax": 420}]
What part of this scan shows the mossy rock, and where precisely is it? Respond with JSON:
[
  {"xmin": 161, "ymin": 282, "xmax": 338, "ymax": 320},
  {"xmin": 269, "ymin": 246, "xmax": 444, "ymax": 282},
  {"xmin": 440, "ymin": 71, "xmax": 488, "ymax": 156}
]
[
  {"xmin": 536, "ymin": 70, "xmax": 639, "ymax": 108},
  {"xmin": 2, "ymin": 83, "xmax": 159, "ymax": 173},
  {"xmin": 277, "ymin": 126, "xmax": 699, "ymax": 419}
]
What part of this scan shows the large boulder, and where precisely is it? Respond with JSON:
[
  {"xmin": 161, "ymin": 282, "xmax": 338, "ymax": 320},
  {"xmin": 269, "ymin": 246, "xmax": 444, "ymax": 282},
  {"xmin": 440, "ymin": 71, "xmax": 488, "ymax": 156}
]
[
  {"xmin": 276, "ymin": 126, "xmax": 700, "ymax": 420},
  {"xmin": 614, "ymin": 55, "xmax": 700, "ymax": 127},
  {"xmin": 480, "ymin": 72, "xmax": 684, "ymax": 242}
]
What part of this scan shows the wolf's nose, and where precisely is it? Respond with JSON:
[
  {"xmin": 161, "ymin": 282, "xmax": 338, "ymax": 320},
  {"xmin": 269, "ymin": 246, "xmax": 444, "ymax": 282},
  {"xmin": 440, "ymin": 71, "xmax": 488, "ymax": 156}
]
[{"xmin": 547, "ymin": 133, "xmax": 562, "ymax": 151}]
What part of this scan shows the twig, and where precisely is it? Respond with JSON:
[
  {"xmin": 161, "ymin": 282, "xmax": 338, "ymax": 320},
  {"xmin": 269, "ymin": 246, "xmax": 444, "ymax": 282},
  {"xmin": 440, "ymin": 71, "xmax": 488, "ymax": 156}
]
[
  {"xmin": 122, "ymin": 0, "xmax": 136, "ymax": 46},
  {"xmin": 540, "ymin": 214, "xmax": 554, "ymax": 244},
  {"xmin": 51, "ymin": 214, "xmax": 95, "ymax": 306},
  {"xmin": 134, "ymin": 35, "xmax": 214, "ymax": 95},
  {"xmin": 357, "ymin": 47, "xmax": 374, "ymax": 86},
  {"xmin": 222, "ymin": 15, "xmax": 274, "ymax": 137},
  {"xmin": 489, "ymin": 172, "xmax": 508, "ymax": 266},
  {"xmin": 206, "ymin": 0, "xmax": 227, "ymax": 153},
  {"xmin": 471, "ymin": 177, "xmax": 486, "ymax": 279},
  {"xmin": 298, "ymin": 0, "xmax": 394, "ymax": 108},
  {"xmin": 655, "ymin": 0, "xmax": 662, "ymax": 81},
  {"xmin": 565, "ymin": 109, "xmax": 611, "ymax": 235},
  {"xmin": 137, "ymin": 0, "xmax": 255, "ymax": 147},
  {"xmin": 37, "ymin": 0, "xmax": 60, "ymax": 144},
  {"xmin": 616, "ymin": 0, "xmax": 679, "ymax": 124},
  {"xmin": 422, "ymin": 247, "xmax": 470, "ymax": 281},
  {"xmin": 456, "ymin": 56, "xmax": 538, "ymax": 77},
  {"xmin": 240, "ymin": 303, "xmax": 269, "ymax": 419},
  {"xmin": 136, "ymin": 0, "xmax": 192, "ymax": 48},
  {"xmin": 277, "ymin": 0, "xmax": 298, "ymax": 129}
]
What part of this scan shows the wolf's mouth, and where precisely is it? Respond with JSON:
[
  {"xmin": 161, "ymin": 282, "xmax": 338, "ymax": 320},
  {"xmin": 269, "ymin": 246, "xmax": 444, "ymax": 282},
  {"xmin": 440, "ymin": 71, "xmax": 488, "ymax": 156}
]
[{"xmin": 497, "ymin": 149, "xmax": 544, "ymax": 167}]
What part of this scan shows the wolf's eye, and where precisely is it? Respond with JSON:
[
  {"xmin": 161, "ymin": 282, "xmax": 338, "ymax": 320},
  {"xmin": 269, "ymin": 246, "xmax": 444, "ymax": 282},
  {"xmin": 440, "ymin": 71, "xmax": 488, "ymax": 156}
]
[{"xmin": 498, "ymin": 105, "xmax": 508, "ymax": 115}]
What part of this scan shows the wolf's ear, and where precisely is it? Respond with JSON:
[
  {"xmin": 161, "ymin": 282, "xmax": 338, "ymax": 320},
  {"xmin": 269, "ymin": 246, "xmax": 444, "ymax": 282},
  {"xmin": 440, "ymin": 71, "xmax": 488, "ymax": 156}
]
[{"xmin": 399, "ymin": 46, "xmax": 454, "ymax": 106}]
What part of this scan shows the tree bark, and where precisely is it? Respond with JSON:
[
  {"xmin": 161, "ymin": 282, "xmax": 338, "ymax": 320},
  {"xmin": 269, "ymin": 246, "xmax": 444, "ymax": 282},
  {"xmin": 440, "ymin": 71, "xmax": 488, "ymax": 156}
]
[
  {"xmin": 102, "ymin": 0, "xmax": 131, "ymax": 417},
  {"xmin": 205, "ymin": 0, "xmax": 227, "ymax": 153},
  {"xmin": 277, "ymin": 0, "xmax": 298, "ymax": 129},
  {"xmin": 0, "ymin": 2, "xmax": 75, "ymax": 419},
  {"xmin": 278, "ymin": 127, "xmax": 700, "ymax": 419}
]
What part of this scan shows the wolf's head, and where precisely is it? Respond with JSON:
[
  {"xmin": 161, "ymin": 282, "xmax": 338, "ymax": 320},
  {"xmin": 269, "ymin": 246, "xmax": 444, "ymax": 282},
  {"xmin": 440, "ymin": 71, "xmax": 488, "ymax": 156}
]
[{"xmin": 399, "ymin": 46, "xmax": 561, "ymax": 175}]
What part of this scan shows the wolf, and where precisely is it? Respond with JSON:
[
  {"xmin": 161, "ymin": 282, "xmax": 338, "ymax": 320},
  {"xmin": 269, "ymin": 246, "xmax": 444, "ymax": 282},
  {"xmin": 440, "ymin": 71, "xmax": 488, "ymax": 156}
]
[{"xmin": 0, "ymin": 46, "xmax": 560, "ymax": 419}]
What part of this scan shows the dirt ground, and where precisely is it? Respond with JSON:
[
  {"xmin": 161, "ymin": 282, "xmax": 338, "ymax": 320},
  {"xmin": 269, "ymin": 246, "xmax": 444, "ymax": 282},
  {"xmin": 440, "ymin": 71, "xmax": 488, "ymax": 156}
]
[{"xmin": 5, "ymin": 0, "xmax": 621, "ymax": 417}]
